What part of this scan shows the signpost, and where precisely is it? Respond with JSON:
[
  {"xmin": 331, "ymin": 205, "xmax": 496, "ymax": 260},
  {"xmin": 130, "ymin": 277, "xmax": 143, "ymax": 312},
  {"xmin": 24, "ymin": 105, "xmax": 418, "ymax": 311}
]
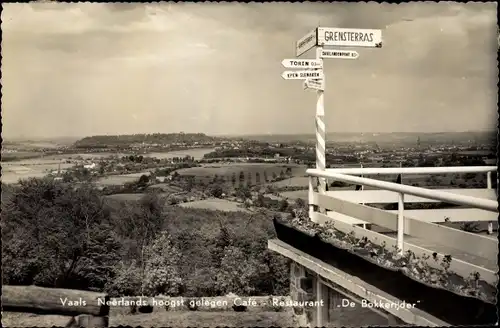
[
  {"xmin": 320, "ymin": 49, "xmax": 359, "ymax": 60},
  {"xmin": 281, "ymin": 70, "xmax": 323, "ymax": 80},
  {"xmin": 283, "ymin": 26, "xmax": 382, "ymax": 214},
  {"xmin": 282, "ymin": 59, "xmax": 322, "ymax": 69}
]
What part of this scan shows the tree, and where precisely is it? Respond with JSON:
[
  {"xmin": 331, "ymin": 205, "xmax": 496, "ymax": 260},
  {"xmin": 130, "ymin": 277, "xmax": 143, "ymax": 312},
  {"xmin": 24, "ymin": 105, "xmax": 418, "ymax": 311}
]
[
  {"xmin": 215, "ymin": 246, "xmax": 265, "ymax": 295},
  {"xmin": 295, "ymin": 198, "xmax": 306, "ymax": 209},
  {"xmin": 113, "ymin": 191, "xmax": 166, "ymax": 270},
  {"xmin": 138, "ymin": 174, "xmax": 150, "ymax": 186},
  {"xmin": 279, "ymin": 199, "xmax": 289, "ymax": 212},
  {"xmin": 142, "ymin": 231, "xmax": 182, "ymax": 296},
  {"xmin": 255, "ymin": 172, "xmax": 261, "ymax": 184},
  {"xmin": 2, "ymin": 178, "xmax": 117, "ymax": 289},
  {"xmin": 263, "ymin": 171, "xmax": 269, "ymax": 182},
  {"xmin": 209, "ymin": 184, "xmax": 224, "ymax": 198}
]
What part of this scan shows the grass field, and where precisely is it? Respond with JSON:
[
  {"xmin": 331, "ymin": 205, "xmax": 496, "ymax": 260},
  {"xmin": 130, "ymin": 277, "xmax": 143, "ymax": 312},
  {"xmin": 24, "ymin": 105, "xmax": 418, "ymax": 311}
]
[
  {"xmin": 103, "ymin": 192, "xmax": 171, "ymax": 201},
  {"xmin": 179, "ymin": 198, "xmax": 249, "ymax": 212},
  {"xmin": 177, "ymin": 163, "xmax": 307, "ymax": 186},
  {"xmin": 145, "ymin": 148, "xmax": 215, "ymax": 160},
  {"xmin": 95, "ymin": 172, "xmax": 151, "ymax": 186},
  {"xmin": 267, "ymin": 176, "xmax": 309, "ymax": 188}
]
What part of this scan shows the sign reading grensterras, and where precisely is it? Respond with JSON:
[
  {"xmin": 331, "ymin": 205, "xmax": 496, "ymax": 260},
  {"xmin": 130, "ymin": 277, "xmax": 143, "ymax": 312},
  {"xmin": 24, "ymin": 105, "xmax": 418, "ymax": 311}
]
[
  {"xmin": 296, "ymin": 29, "xmax": 318, "ymax": 57},
  {"xmin": 317, "ymin": 27, "xmax": 382, "ymax": 48}
]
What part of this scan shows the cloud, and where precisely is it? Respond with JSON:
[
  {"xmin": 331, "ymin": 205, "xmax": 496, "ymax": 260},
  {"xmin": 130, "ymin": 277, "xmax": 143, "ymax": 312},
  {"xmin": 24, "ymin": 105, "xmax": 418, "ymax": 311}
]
[{"xmin": 1, "ymin": 2, "xmax": 497, "ymax": 138}]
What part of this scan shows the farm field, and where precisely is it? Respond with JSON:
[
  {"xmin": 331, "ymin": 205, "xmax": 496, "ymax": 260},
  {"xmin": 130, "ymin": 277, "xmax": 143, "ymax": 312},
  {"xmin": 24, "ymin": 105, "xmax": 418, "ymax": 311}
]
[
  {"xmin": 177, "ymin": 163, "xmax": 307, "ymax": 185},
  {"xmin": 179, "ymin": 198, "xmax": 249, "ymax": 212},
  {"xmin": 145, "ymin": 148, "xmax": 215, "ymax": 160},
  {"xmin": 1, "ymin": 161, "xmax": 75, "ymax": 184},
  {"xmin": 95, "ymin": 172, "xmax": 151, "ymax": 186},
  {"xmin": 104, "ymin": 192, "xmax": 170, "ymax": 202},
  {"xmin": 1, "ymin": 151, "xmax": 46, "ymax": 161},
  {"xmin": 267, "ymin": 176, "xmax": 309, "ymax": 188}
]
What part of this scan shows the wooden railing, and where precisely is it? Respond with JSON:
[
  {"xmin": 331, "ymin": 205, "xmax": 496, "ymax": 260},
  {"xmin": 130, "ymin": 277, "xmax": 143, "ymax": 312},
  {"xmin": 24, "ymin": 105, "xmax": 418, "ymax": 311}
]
[
  {"xmin": 306, "ymin": 166, "xmax": 499, "ymax": 286},
  {"xmin": 2, "ymin": 286, "xmax": 110, "ymax": 327}
]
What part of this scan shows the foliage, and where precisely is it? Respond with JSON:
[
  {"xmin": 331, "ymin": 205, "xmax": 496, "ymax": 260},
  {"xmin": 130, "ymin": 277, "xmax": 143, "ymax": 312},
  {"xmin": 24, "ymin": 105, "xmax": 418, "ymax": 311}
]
[
  {"xmin": 104, "ymin": 260, "xmax": 143, "ymax": 297},
  {"xmin": 142, "ymin": 231, "xmax": 183, "ymax": 296},
  {"xmin": 3, "ymin": 177, "xmax": 289, "ymax": 298}
]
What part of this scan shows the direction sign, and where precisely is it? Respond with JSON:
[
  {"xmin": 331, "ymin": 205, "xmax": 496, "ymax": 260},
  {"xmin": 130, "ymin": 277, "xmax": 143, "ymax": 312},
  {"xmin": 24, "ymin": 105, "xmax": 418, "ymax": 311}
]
[
  {"xmin": 317, "ymin": 27, "xmax": 382, "ymax": 48},
  {"xmin": 303, "ymin": 78, "xmax": 324, "ymax": 91},
  {"xmin": 296, "ymin": 29, "xmax": 317, "ymax": 57},
  {"xmin": 282, "ymin": 59, "xmax": 322, "ymax": 69},
  {"xmin": 321, "ymin": 49, "xmax": 359, "ymax": 59},
  {"xmin": 282, "ymin": 70, "xmax": 324, "ymax": 80}
]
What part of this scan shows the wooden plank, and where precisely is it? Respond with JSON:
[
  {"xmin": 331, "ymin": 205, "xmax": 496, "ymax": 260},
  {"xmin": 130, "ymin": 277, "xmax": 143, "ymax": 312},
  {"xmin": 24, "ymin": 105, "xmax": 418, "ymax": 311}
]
[
  {"xmin": 268, "ymin": 239, "xmax": 451, "ymax": 327},
  {"xmin": 2, "ymin": 286, "xmax": 110, "ymax": 317},
  {"xmin": 310, "ymin": 212, "xmax": 497, "ymax": 285},
  {"xmin": 313, "ymin": 193, "xmax": 498, "ymax": 261},
  {"xmin": 326, "ymin": 211, "xmax": 369, "ymax": 225},
  {"xmin": 325, "ymin": 189, "xmax": 497, "ymax": 204},
  {"xmin": 387, "ymin": 208, "xmax": 497, "ymax": 223}
]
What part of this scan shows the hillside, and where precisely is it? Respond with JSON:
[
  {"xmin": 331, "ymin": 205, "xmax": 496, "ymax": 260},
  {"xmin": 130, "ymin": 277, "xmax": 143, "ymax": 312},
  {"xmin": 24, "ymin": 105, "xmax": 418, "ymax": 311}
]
[
  {"xmin": 234, "ymin": 131, "xmax": 497, "ymax": 145},
  {"xmin": 73, "ymin": 133, "xmax": 226, "ymax": 148}
]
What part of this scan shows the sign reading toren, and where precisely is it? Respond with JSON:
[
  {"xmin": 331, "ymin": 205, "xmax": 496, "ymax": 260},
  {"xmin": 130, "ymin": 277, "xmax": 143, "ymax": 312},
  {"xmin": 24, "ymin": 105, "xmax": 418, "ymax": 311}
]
[
  {"xmin": 282, "ymin": 59, "xmax": 323, "ymax": 69},
  {"xmin": 317, "ymin": 27, "xmax": 382, "ymax": 48}
]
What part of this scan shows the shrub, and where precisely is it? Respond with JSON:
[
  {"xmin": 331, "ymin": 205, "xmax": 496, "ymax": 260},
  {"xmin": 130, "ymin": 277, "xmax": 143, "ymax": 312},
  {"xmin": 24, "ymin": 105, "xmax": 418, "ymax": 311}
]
[
  {"xmin": 142, "ymin": 231, "xmax": 183, "ymax": 296},
  {"xmin": 104, "ymin": 260, "xmax": 143, "ymax": 297}
]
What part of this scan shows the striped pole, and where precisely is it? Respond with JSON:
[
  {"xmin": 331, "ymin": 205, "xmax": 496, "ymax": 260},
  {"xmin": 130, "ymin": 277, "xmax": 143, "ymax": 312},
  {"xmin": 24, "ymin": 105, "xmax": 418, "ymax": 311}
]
[{"xmin": 315, "ymin": 47, "xmax": 327, "ymax": 196}]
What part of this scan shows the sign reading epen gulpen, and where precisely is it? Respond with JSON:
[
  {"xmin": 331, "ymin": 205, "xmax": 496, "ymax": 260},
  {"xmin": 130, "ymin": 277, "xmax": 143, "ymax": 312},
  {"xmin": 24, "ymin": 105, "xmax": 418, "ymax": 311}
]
[{"xmin": 281, "ymin": 70, "xmax": 323, "ymax": 80}]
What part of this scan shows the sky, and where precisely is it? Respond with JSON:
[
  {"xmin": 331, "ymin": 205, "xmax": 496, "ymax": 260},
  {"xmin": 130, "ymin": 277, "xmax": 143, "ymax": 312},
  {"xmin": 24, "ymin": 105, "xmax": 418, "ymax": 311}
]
[{"xmin": 1, "ymin": 2, "xmax": 498, "ymax": 138}]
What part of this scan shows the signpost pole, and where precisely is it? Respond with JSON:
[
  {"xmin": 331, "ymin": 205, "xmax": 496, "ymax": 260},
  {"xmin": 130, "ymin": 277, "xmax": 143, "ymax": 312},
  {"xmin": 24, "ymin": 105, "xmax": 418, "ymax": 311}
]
[{"xmin": 315, "ymin": 46, "xmax": 327, "ymax": 207}]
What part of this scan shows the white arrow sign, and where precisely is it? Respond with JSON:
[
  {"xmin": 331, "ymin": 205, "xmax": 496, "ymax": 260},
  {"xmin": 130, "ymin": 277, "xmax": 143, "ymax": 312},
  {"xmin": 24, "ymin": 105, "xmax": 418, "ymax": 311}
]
[
  {"xmin": 282, "ymin": 59, "xmax": 322, "ymax": 69},
  {"xmin": 317, "ymin": 27, "xmax": 382, "ymax": 48},
  {"xmin": 303, "ymin": 78, "xmax": 324, "ymax": 91},
  {"xmin": 321, "ymin": 49, "xmax": 359, "ymax": 59},
  {"xmin": 282, "ymin": 70, "xmax": 324, "ymax": 80},
  {"xmin": 296, "ymin": 29, "xmax": 317, "ymax": 57}
]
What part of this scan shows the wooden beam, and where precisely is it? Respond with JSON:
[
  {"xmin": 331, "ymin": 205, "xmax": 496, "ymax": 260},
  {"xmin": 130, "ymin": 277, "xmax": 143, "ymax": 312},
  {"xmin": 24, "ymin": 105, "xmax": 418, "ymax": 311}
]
[
  {"xmin": 310, "ymin": 212, "xmax": 497, "ymax": 286},
  {"xmin": 387, "ymin": 208, "xmax": 497, "ymax": 223},
  {"xmin": 268, "ymin": 239, "xmax": 450, "ymax": 327},
  {"xmin": 316, "ymin": 277, "xmax": 329, "ymax": 326},
  {"xmin": 2, "ymin": 286, "xmax": 110, "ymax": 317},
  {"xmin": 313, "ymin": 193, "xmax": 498, "ymax": 261},
  {"xmin": 324, "ymin": 189, "xmax": 497, "ymax": 204}
]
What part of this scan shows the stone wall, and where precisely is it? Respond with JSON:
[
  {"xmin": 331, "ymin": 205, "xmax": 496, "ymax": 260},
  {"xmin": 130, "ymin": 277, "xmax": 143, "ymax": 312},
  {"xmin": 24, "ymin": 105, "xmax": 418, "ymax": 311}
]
[{"xmin": 290, "ymin": 262, "xmax": 317, "ymax": 327}]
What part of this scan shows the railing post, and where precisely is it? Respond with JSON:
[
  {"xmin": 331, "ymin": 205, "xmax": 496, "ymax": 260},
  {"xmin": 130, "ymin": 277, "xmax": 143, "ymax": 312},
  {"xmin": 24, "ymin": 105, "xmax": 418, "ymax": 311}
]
[
  {"xmin": 487, "ymin": 171, "xmax": 492, "ymax": 189},
  {"xmin": 397, "ymin": 192, "xmax": 405, "ymax": 254},
  {"xmin": 315, "ymin": 277, "xmax": 328, "ymax": 326},
  {"xmin": 308, "ymin": 175, "xmax": 315, "ymax": 220}
]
